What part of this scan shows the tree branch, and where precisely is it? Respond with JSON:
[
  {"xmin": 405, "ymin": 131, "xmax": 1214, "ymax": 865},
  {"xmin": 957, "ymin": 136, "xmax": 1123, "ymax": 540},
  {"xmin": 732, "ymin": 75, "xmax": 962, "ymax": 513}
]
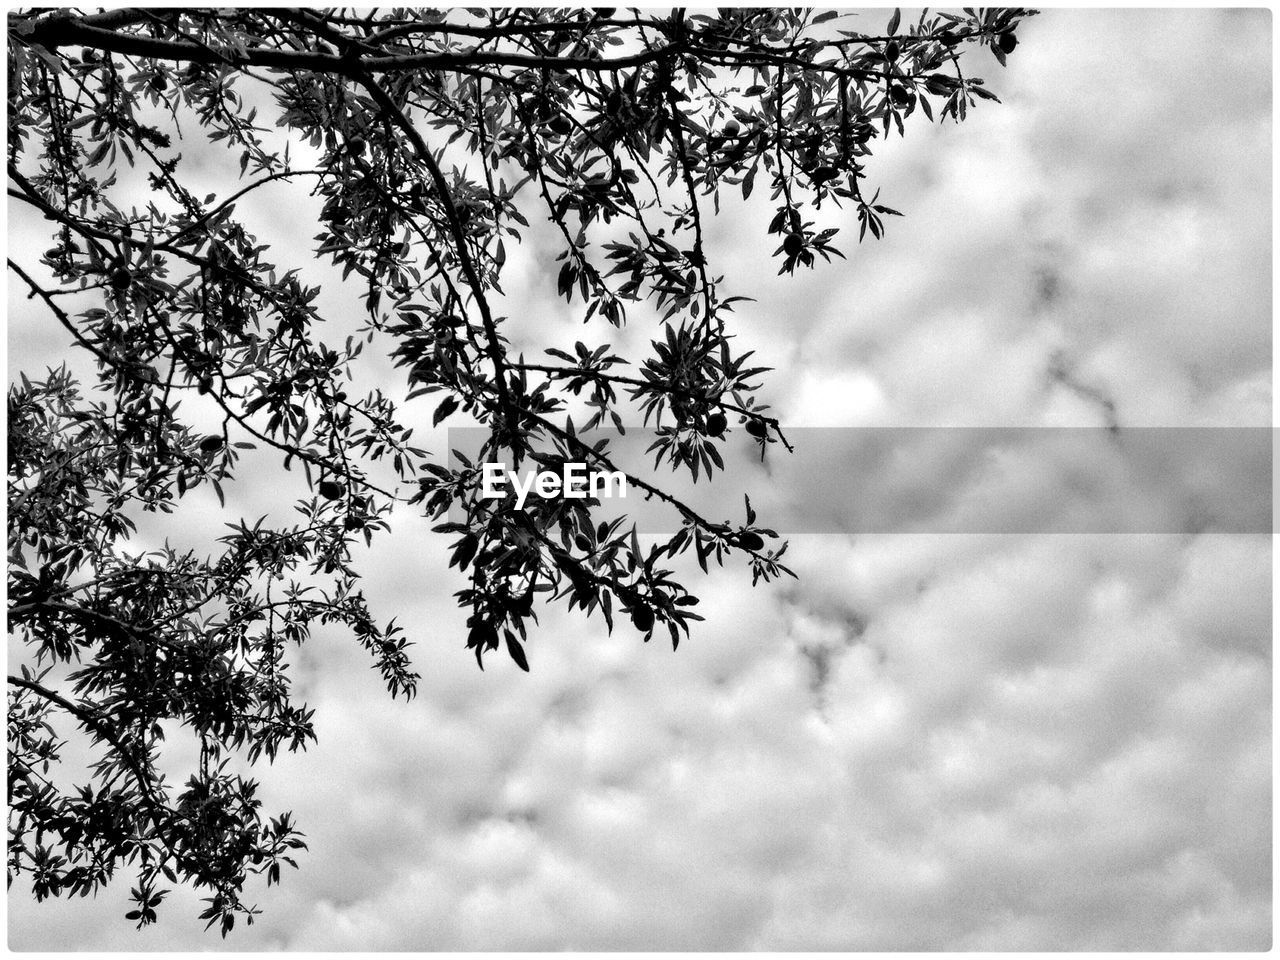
[
  {"xmin": 7, "ymin": 674, "xmax": 163, "ymax": 809},
  {"xmin": 16, "ymin": 15, "xmax": 678, "ymax": 75},
  {"xmin": 8, "ymin": 259, "xmax": 128, "ymax": 374},
  {"xmin": 352, "ymin": 69, "xmax": 523, "ymax": 446}
]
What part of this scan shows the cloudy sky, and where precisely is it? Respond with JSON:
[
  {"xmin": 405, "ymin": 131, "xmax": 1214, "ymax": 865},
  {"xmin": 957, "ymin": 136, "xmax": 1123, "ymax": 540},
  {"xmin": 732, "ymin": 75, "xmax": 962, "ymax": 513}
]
[{"xmin": 7, "ymin": 7, "xmax": 1272, "ymax": 951}]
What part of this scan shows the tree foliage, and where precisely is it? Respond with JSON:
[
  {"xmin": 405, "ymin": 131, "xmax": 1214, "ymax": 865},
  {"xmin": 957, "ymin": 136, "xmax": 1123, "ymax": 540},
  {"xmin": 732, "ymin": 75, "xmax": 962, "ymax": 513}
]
[{"xmin": 7, "ymin": 5, "xmax": 1033, "ymax": 933}]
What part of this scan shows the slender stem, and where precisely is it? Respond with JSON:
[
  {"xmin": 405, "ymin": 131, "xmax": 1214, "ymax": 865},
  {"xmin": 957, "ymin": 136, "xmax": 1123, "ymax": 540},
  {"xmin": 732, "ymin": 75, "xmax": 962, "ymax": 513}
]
[
  {"xmin": 8, "ymin": 674, "xmax": 163, "ymax": 809},
  {"xmin": 353, "ymin": 69, "xmax": 522, "ymax": 445},
  {"xmin": 8, "ymin": 259, "xmax": 127, "ymax": 374}
]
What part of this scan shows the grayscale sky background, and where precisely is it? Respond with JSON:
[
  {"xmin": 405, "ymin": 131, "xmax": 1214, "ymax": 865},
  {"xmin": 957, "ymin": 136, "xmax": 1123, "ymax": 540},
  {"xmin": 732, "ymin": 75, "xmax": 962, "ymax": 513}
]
[{"xmin": 7, "ymin": 7, "xmax": 1272, "ymax": 950}]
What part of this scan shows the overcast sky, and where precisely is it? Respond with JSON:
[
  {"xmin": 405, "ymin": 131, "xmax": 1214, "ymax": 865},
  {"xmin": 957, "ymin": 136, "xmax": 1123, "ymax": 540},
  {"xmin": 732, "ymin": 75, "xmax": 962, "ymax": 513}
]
[{"xmin": 7, "ymin": 7, "xmax": 1272, "ymax": 951}]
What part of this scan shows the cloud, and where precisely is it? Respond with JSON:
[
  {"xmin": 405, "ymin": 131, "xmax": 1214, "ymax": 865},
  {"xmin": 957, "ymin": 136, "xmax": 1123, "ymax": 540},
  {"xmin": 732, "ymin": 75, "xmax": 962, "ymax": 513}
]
[{"xmin": 7, "ymin": 8, "xmax": 1270, "ymax": 952}]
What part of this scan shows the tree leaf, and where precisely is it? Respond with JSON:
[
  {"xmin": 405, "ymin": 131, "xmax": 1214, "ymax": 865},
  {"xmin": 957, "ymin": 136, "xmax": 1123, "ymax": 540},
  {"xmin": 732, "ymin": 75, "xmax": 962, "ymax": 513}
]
[{"xmin": 505, "ymin": 631, "xmax": 530, "ymax": 672}]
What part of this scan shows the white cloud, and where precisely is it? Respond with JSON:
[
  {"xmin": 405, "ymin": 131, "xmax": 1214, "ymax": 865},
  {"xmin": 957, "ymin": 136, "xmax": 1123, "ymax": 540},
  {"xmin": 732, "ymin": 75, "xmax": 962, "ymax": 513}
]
[{"xmin": 8, "ymin": 8, "xmax": 1270, "ymax": 952}]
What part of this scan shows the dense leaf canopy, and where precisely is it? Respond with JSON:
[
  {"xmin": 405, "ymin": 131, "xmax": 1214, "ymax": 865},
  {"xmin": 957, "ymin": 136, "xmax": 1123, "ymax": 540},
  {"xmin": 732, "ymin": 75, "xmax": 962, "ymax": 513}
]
[{"xmin": 7, "ymin": 5, "xmax": 1032, "ymax": 933}]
